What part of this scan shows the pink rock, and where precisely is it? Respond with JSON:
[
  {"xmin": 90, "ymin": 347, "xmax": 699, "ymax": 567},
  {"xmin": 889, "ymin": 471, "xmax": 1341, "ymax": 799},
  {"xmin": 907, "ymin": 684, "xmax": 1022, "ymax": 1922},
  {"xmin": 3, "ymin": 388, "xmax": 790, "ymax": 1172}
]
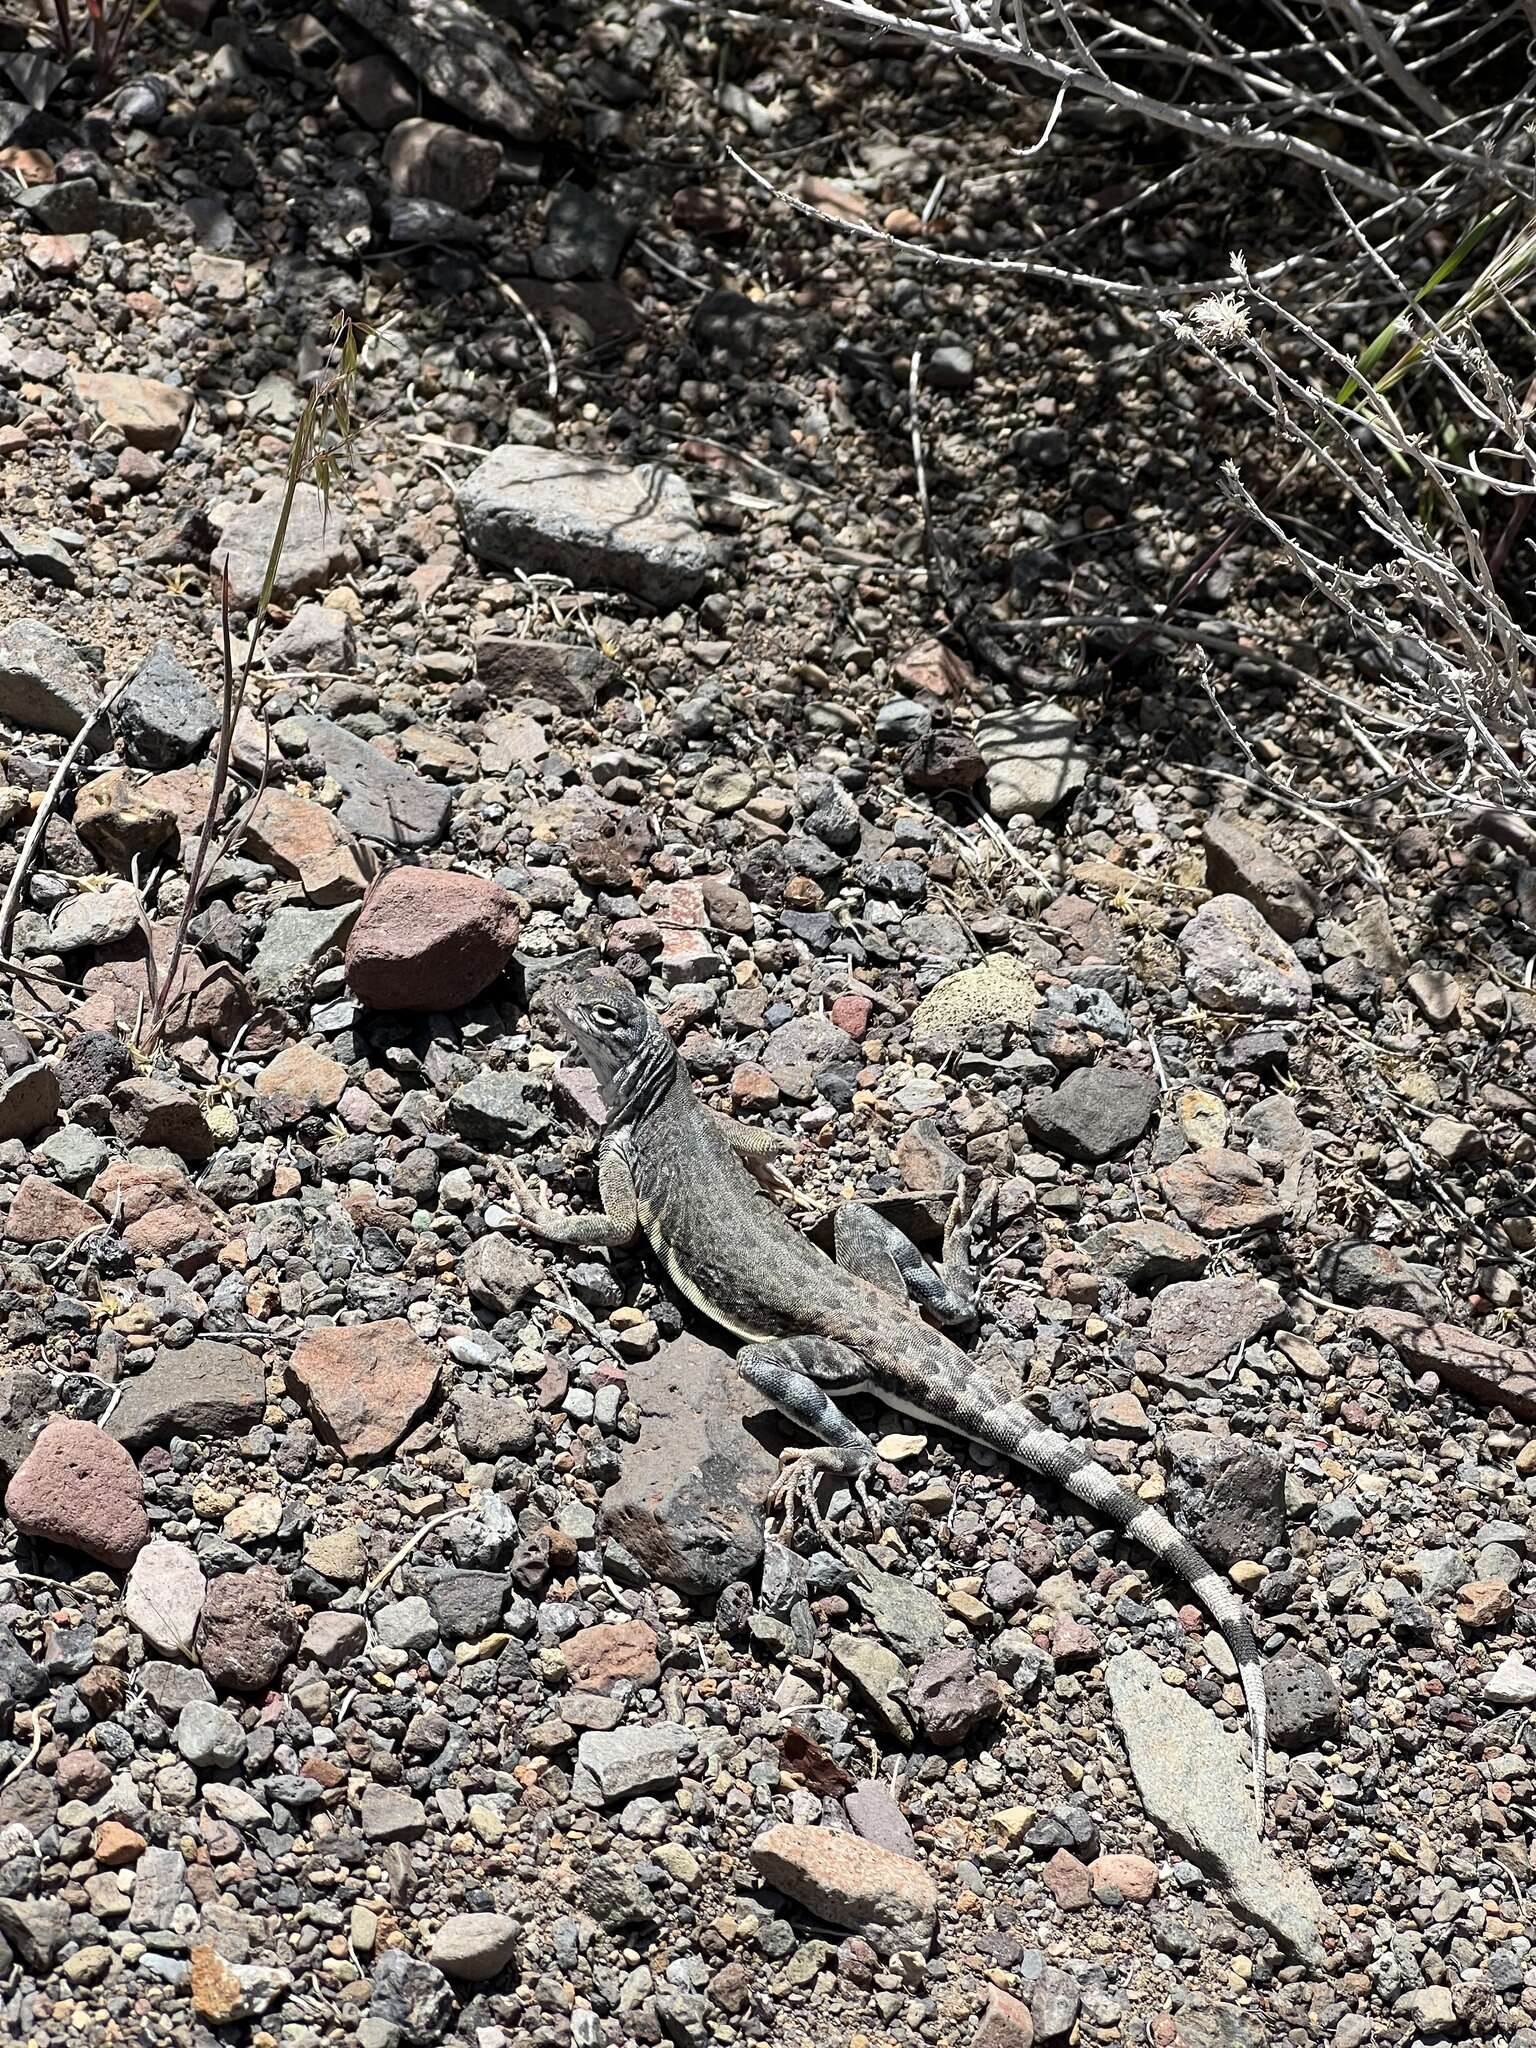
[
  {"xmin": 973, "ymin": 1987, "xmax": 1035, "ymax": 2047},
  {"xmin": 4, "ymin": 1175, "xmax": 100, "ymax": 1245},
  {"xmin": 5, "ymin": 1419, "xmax": 148, "ymax": 1568},
  {"xmin": 561, "ymin": 1620, "xmax": 661, "ymax": 1694},
  {"xmin": 1050, "ymin": 1614, "xmax": 1099, "ymax": 1666},
  {"xmin": 829, "ymin": 993, "xmax": 872, "ymax": 1039},
  {"xmin": 287, "ymin": 1317, "xmax": 441, "ymax": 1462},
  {"xmin": 345, "ymin": 868, "xmax": 523, "ymax": 1013},
  {"xmin": 1040, "ymin": 1848, "xmax": 1092, "ymax": 1910},
  {"xmin": 1089, "ymin": 1852, "xmax": 1158, "ymax": 1903}
]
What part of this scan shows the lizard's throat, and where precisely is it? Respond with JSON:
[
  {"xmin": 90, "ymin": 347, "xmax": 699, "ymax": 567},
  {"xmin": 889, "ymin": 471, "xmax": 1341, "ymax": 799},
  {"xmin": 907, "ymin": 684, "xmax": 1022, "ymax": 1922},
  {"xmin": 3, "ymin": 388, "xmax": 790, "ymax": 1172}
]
[{"xmin": 597, "ymin": 1033, "xmax": 677, "ymax": 1129}]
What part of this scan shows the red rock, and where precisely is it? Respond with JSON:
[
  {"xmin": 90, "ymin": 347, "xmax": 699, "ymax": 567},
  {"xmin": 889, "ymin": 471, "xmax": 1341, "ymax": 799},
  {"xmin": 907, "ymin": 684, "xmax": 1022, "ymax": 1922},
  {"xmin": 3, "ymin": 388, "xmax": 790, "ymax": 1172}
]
[
  {"xmin": 973, "ymin": 1986, "xmax": 1034, "ymax": 2046},
  {"xmin": 829, "ymin": 994, "xmax": 873, "ymax": 1039},
  {"xmin": 3, "ymin": 1175, "xmax": 100, "ymax": 1245},
  {"xmin": 895, "ymin": 640, "xmax": 974, "ymax": 699},
  {"xmin": 194, "ymin": 1564, "xmax": 300, "ymax": 1691},
  {"xmin": 729, "ymin": 1064, "xmax": 779, "ymax": 1110},
  {"xmin": 1040, "ymin": 1849, "xmax": 1092, "ymax": 1910},
  {"xmin": 73, "ymin": 371, "xmax": 192, "ymax": 452},
  {"xmin": 253, "ymin": 1042, "xmax": 347, "ymax": 1115},
  {"xmin": 1089, "ymin": 1852, "xmax": 1158, "ymax": 1903},
  {"xmin": 1457, "ymin": 1579, "xmax": 1513, "ymax": 1628},
  {"xmin": 55, "ymin": 1750, "xmax": 111, "ymax": 1801},
  {"xmin": 561, "ymin": 1619, "xmax": 661, "ymax": 1694},
  {"xmin": 287, "ymin": 1318, "xmax": 441, "ymax": 1462},
  {"xmin": 242, "ymin": 789, "xmax": 346, "ymax": 876},
  {"xmin": 93, "ymin": 1821, "xmax": 146, "ymax": 1867},
  {"xmin": 1050, "ymin": 1615, "xmax": 1099, "ymax": 1666},
  {"xmin": 345, "ymin": 868, "xmax": 523, "ymax": 1013},
  {"xmin": 4, "ymin": 1419, "xmax": 147, "ymax": 1568}
]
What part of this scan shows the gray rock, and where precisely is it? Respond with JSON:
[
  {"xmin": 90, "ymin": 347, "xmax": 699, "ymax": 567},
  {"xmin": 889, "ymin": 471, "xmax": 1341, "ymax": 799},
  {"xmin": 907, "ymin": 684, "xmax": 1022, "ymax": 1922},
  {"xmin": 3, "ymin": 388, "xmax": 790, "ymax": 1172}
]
[
  {"xmin": 1317, "ymin": 1240, "xmax": 1442, "ymax": 1315},
  {"xmin": 1178, "ymin": 894, "xmax": 1312, "ymax": 1017},
  {"xmin": 0, "ymin": 1623, "xmax": 46, "ymax": 1710},
  {"xmin": 979, "ymin": 703, "xmax": 1087, "ymax": 821},
  {"xmin": 574, "ymin": 1721, "xmax": 693, "ymax": 1805},
  {"xmin": 0, "ymin": 1895, "xmax": 70, "ymax": 1971},
  {"xmin": 762, "ymin": 1013, "xmax": 860, "ymax": 1070},
  {"xmin": 0, "ymin": 618, "xmax": 104, "ymax": 744},
  {"xmin": 599, "ymin": 1334, "xmax": 780, "ymax": 1597},
  {"xmin": 1483, "ymin": 1654, "xmax": 1536, "ymax": 1706},
  {"xmin": 1030, "ymin": 1966, "xmax": 1082, "ymax": 2042},
  {"xmin": 909, "ymin": 1644, "xmax": 1003, "ymax": 1746},
  {"xmin": 476, "ymin": 636, "xmax": 613, "ymax": 713},
  {"xmin": 428, "ymin": 1911, "xmax": 519, "ymax": 1982},
  {"xmin": 249, "ymin": 902, "xmax": 358, "ymax": 995},
  {"xmin": 1085, "ymin": 1220, "xmax": 1207, "ymax": 1289},
  {"xmin": 0, "ymin": 1368, "xmax": 54, "ymax": 1488},
  {"xmin": 1148, "ymin": 1276, "xmax": 1292, "ymax": 1376},
  {"xmin": 48, "ymin": 881, "xmax": 143, "ymax": 954},
  {"xmin": 1108, "ymin": 1648, "xmax": 1330, "ymax": 1960},
  {"xmin": 426, "ymin": 1570, "xmax": 508, "ymax": 1643},
  {"xmin": 111, "ymin": 642, "xmax": 218, "ymax": 768},
  {"xmin": 1263, "ymin": 1651, "xmax": 1342, "ymax": 1751},
  {"xmin": 360, "ymin": 1785, "xmax": 429, "ymax": 1841},
  {"xmin": 375, "ymin": 1596, "xmax": 438, "ymax": 1652},
  {"xmin": 537, "ymin": 181, "xmax": 632, "ymax": 279},
  {"xmin": 302, "ymin": 1611, "xmax": 368, "ymax": 1666},
  {"xmin": 1165, "ymin": 1431, "xmax": 1286, "ymax": 1567},
  {"xmin": 451, "ymin": 1390, "xmax": 536, "ymax": 1461},
  {"xmin": 215, "ymin": 483, "xmax": 359, "ymax": 611},
  {"xmin": 334, "ymin": 0, "xmax": 554, "ymax": 144},
  {"xmin": 295, "ymin": 714, "xmax": 451, "ymax": 849},
  {"xmin": 124, "ymin": 1541, "xmax": 206, "ymax": 1658},
  {"xmin": 139, "ymin": 1660, "xmax": 216, "ymax": 1713},
  {"xmin": 176, "ymin": 1700, "xmax": 246, "ymax": 1770},
  {"xmin": 461, "ymin": 1231, "xmax": 541, "ymax": 1314},
  {"xmin": 852, "ymin": 1564, "xmax": 951, "ymax": 1660},
  {"xmin": 829, "ymin": 1633, "xmax": 913, "ymax": 1743},
  {"xmin": 265, "ymin": 603, "xmax": 356, "ymax": 671},
  {"xmin": 458, "ymin": 446, "xmax": 712, "ymax": 605},
  {"xmin": 368, "ymin": 1944, "xmax": 457, "ymax": 2046},
  {"xmin": 128, "ymin": 1845, "xmax": 187, "ymax": 1930},
  {"xmin": 107, "ymin": 1341, "xmax": 265, "ymax": 1450},
  {"xmin": 448, "ymin": 1069, "xmax": 548, "ymax": 1149},
  {"xmin": 0, "ymin": 1064, "xmax": 60, "ymax": 1143},
  {"xmin": 1414, "ymin": 1547, "xmax": 1467, "ymax": 1601},
  {"xmin": 110, "ymin": 1076, "xmax": 216, "ymax": 1159},
  {"xmin": 844, "ymin": 1780, "xmax": 918, "ymax": 1859},
  {"xmin": 1202, "ymin": 812, "xmax": 1318, "ymax": 940},
  {"xmin": 1024, "ymin": 1065, "xmax": 1156, "ymax": 1163}
]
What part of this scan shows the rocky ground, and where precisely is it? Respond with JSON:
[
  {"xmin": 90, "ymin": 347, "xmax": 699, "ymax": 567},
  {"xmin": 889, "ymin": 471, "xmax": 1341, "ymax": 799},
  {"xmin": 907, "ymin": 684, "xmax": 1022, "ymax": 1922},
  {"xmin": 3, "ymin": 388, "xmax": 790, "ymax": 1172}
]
[{"xmin": 0, "ymin": 3, "xmax": 1534, "ymax": 2046}]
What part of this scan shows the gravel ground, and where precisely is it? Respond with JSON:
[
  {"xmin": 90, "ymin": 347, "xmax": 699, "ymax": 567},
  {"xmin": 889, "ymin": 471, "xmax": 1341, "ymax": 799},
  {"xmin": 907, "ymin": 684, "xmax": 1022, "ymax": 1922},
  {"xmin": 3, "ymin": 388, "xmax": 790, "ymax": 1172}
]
[{"xmin": 0, "ymin": 6, "xmax": 1533, "ymax": 2047}]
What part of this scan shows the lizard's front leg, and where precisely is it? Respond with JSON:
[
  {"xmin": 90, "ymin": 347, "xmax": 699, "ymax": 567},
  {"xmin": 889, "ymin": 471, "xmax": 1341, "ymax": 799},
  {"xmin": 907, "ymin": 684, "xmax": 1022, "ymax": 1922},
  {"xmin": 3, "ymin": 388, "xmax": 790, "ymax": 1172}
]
[
  {"xmin": 510, "ymin": 1143, "xmax": 641, "ymax": 1249},
  {"xmin": 738, "ymin": 1337, "xmax": 902, "ymax": 1554},
  {"xmin": 832, "ymin": 1169, "xmax": 991, "ymax": 1328}
]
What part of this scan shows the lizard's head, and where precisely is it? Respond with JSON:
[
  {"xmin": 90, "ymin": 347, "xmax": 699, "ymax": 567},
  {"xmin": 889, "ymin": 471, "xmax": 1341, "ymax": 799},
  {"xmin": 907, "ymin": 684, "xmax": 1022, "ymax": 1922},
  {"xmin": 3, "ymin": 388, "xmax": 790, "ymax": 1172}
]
[{"xmin": 551, "ymin": 970, "xmax": 668, "ymax": 1107}]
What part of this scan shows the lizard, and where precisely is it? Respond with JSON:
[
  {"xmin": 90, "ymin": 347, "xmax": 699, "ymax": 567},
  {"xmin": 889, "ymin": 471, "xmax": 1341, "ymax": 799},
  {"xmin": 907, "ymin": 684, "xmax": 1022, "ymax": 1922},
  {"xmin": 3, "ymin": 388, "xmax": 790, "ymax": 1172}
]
[{"xmin": 510, "ymin": 968, "xmax": 1269, "ymax": 1820}]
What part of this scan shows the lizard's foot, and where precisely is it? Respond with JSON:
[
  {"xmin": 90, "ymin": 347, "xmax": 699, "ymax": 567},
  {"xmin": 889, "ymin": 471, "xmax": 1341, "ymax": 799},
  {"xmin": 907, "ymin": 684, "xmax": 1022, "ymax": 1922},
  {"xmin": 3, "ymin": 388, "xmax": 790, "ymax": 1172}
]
[{"xmin": 767, "ymin": 1447, "xmax": 904, "ymax": 1554}]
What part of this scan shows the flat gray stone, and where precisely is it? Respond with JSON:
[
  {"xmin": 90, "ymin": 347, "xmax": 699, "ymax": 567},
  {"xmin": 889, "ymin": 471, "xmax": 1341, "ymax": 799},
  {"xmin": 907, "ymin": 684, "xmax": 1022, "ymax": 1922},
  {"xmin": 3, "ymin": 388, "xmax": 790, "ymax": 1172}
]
[
  {"xmin": 111, "ymin": 642, "xmax": 218, "ymax": 769},
  {"xmin": 428, "ymin": 1911, "xmax": 519, "ymax": 1982},
  {"xmin": 979, "ymin": 704, "xmax": 1087, "ymax": 821},
  {"xmin": 295, "ymin": 715, "xmax": 451, "ymax": 849},
  {"xmin": 458, "ymin": 446, "xmax": 712, "ymax": 605},
  {"xmin": 214, "ymin": 483, "xmax": 359, "ymax": 611},
  {"xmin": 1108, "ymin": 1648, "xmax": 1330, "ymax": 1961},
  {"xmin": 1178, "ymin": 893, "xmax": 1312, "ymax": 1017},
  {"xmin": 107, "ymin": 1341, "xmax": 266, "ymax": 1451},
  {"xmin": 0, "ymin": 618, "xmax": 103, "ymax": 745},
  {"xmin": 124, "ymin": 1541, "xmax": 207, "ymax": 1658},
  {"xmin": 574, "ymin": 1721, "xmax": 693, "ymax": 1805},
  {"xmin": 249, "ymin": 902, "xmax": 359, "ymax": 995},
  {"xmin": 176, "ymin": 1700, "xmax": 246, "ymax": 1770}
]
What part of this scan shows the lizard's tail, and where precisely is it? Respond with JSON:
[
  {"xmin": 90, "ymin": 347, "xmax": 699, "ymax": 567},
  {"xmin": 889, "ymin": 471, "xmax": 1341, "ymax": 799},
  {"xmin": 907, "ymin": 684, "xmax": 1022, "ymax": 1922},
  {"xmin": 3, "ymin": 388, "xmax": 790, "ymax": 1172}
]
[{"xmin": 983, "ymin": 1400, "xmax": 1268, "ymax": 1829}]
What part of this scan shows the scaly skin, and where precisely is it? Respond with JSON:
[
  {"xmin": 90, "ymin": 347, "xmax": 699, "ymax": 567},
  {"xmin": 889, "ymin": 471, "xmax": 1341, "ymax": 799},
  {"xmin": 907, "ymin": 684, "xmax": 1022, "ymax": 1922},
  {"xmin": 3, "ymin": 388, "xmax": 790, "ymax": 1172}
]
[{"xmin": 514, "ymin": 971, "xmax": 1269, "ymax": 1824}]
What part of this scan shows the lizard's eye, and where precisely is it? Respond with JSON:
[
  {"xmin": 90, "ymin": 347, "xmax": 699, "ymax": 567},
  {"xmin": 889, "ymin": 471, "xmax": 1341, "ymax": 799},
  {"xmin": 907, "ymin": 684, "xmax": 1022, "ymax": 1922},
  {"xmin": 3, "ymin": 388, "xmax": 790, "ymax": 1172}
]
[{"xmin": 588, "ymin": 1003, "xmax": 619, "ymax": 1030}]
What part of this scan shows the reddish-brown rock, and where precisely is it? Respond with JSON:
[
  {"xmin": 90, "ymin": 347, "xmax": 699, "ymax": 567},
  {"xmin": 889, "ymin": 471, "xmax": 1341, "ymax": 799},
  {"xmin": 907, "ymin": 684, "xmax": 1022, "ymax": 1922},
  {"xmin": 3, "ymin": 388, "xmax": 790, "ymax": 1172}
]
[
  {"xmin": 194, "ymin": 1565, "xmax": 300, "ymax": 1691},
  {"xmin": 1040, "ymin": 1849, "xmax": 1092, "ymax": 1910},
  {"xmin": 973, "ymin": 1987, "xmax": 1034, "ymax": 2047},
  {"xmin": 345, "ymin": 867, "xmax": 523, "ymax": 1012},
  {"xmin": 561, "ymin": 1620, "xmax": 661, "ymax": 1695},
  {"xmin": 253, "ymin": 1042, "xmax": 347, "ymax": 1115},
  {"xmin": 4, "ymin": 1418, "xmax": 148, "ymax": 1568},
  {"xmin": 3, "ymin": 1174, "xmax": 100, "ymax": 1245},
  {"xmin": 1089, "ymin": 1852, "xmax": 1158, "ymax": 1903},
  {"xmin": 287, "ymin": 1318, "xmax": 441, "ymax": 1462}
]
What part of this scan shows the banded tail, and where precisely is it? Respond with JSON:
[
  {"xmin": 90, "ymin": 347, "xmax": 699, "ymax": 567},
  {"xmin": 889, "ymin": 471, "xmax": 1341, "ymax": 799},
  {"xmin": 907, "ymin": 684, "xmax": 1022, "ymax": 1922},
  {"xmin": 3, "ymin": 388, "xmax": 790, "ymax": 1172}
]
[{"xmin": 971, "ymin": 1396, "xmax": 1267, "ymax": 1824}]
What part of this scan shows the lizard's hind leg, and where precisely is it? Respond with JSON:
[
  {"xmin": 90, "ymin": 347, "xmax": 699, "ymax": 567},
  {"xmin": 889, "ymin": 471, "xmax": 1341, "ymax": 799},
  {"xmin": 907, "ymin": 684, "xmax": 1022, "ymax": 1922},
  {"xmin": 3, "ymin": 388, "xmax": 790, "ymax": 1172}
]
[
  {"xmin": 833, "ymin": 1171, "xmax": 988, "ymax": 1329},
  {"xmin": 738, "ymin": 1337, "xmax": 901, "ymax": 1554}
]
